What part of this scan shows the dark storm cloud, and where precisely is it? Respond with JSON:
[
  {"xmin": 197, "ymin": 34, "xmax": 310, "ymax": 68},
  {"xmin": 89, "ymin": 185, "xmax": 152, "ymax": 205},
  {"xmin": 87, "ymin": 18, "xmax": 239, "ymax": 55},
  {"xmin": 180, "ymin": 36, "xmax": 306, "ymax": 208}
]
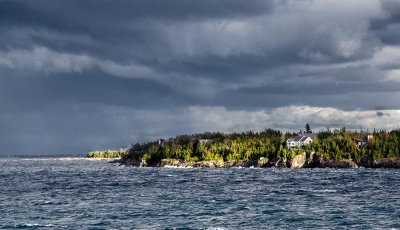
[
  {"xmin": 0, "ymin": 0, "xmax": 276, "ymax": 60},
  {"xmin": 1, "ymin": 0, "xmax": 400, "ymax": 154},
  {"xmin": 0, "ymin": 0, "xmax": 276, "ymax": 23},
  {"xmin": 370, "ymin": 0, "xmax": 400, "ymax": 45},
  {"xmin": 376, "ymin": 111, "xmax": 384, "ymax": 117},
  {"xmin": 0, "ymin": 72, "xmax": 180, "ymax": 111},
  {"xmin": 236, "ymin": 80, "xmax": 400, "ymax": 96}
]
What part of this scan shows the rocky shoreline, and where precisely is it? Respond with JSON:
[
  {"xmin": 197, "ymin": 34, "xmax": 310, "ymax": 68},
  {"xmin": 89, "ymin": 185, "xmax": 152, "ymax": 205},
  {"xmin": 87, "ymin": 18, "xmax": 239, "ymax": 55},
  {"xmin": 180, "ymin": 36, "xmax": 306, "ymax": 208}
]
[{"xmin": 116, "ymin": 153, "xmax": 400, "ymax": 169}]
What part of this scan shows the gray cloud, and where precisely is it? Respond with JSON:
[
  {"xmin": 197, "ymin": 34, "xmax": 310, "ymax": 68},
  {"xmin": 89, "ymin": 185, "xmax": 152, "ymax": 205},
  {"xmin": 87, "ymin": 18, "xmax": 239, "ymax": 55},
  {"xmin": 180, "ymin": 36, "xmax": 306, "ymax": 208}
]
[{"xmin": 1, "ymin": 0, "xmax": 400, "ymax": 154}]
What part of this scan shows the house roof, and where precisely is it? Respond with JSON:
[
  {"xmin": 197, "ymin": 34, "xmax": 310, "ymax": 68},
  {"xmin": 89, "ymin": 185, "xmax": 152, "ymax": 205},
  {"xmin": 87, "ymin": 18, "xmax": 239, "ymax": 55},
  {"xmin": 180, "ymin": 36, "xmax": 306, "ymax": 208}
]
[
  {"xmin": 301, "ymin": 133, "xmax": 317, "ymax": 139},
  {"xmin": 287, "ymin": 135, "xmax": 312, "ymax": 142},
  {"xmin": 353, "ymin": 138, "xmax": 367, "ymax": 142}
]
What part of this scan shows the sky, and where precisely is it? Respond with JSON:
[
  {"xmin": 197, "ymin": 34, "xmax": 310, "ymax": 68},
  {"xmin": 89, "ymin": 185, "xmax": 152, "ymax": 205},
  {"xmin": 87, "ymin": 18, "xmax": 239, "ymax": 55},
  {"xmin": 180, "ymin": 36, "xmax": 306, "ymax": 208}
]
[{"xmin": 1, "ymin": 0, "xmax": 400, "ymax": 155}]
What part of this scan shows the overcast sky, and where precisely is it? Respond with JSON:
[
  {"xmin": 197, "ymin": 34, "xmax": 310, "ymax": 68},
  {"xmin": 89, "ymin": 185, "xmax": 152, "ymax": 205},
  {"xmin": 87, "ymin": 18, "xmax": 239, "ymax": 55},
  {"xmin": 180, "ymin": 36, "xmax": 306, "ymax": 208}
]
[{"xmin": 1, "ymin": 0, "xmax": 400, "ymax": 155}]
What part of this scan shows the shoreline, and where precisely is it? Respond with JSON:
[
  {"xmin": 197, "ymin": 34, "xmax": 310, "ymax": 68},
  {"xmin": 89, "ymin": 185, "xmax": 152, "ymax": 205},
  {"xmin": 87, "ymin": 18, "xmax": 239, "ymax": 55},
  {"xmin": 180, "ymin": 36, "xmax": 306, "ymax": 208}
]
[
  {"xmin": 60, "ymin": 157, "xmax": 122, "ymax": 161},
  {"xmin": 117, "ymin": 155, "xmax": 400, "ymax": 169}
]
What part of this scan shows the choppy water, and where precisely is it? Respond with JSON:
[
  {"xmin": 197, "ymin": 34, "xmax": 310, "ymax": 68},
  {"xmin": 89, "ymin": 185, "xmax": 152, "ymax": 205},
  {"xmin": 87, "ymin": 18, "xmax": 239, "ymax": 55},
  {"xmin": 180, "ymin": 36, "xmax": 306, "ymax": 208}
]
[{"xmin": 1, "ymin": 157, "xmax": 399, "ymax": 229}]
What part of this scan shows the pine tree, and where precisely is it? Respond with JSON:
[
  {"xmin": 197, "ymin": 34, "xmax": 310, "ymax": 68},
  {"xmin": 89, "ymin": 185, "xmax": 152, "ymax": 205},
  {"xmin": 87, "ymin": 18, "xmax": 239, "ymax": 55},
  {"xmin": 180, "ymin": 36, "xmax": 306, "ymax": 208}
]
[{"xmin": 305, "ymin": 123, "xmax": 312, "ymax": 133}]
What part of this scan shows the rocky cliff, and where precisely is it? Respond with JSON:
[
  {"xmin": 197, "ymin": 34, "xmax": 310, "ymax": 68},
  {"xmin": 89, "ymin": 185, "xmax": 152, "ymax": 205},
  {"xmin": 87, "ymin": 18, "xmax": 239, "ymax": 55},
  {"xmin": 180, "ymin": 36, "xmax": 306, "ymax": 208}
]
[{"xmin": 120, "ymin": 153, "xmax": 400, "ymax": 168}]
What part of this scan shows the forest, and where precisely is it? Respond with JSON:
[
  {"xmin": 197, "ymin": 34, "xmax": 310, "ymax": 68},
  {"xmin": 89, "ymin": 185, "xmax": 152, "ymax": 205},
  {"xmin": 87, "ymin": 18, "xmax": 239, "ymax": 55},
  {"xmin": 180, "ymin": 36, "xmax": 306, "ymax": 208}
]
[
  {"xmin": 87, "ymin": 149, "xmax": 128, "ymax": 158},
  {"xmin": 119, "ymin": 127, "xmax": 400, "ymax": 165}
]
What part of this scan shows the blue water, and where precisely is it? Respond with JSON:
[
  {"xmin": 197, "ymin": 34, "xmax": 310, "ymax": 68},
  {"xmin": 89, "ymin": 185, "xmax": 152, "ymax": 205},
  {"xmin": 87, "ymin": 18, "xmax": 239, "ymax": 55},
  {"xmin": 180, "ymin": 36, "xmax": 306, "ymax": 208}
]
[{"xmin": 1, "ymin": 158, "xmax": 399, "ymax": 229}]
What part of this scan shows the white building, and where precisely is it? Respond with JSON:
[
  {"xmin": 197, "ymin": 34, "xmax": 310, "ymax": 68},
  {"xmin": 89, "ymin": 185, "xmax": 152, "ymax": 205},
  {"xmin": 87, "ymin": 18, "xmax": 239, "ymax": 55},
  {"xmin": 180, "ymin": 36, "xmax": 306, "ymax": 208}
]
[
  {"xmin": 286, "ymin": 133, "xmax": 316, "ymax": 149},
  {"xmin": 353, "ymin": 135, "xmax": 373, "ymax": 147}
]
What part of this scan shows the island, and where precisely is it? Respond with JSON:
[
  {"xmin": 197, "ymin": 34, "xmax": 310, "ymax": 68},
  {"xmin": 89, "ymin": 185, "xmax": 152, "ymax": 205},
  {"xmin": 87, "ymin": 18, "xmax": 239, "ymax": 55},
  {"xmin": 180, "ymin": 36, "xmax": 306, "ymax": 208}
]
[{"xmin": 87, "ymin": 126, "xmax": 400, "ymax": 168}]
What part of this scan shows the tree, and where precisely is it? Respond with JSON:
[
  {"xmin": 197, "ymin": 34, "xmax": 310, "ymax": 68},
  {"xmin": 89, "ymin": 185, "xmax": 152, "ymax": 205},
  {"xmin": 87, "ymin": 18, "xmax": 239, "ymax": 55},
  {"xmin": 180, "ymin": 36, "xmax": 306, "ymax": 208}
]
[{"xmin": 305, "ymin": 123, "xmax": 312, "ymax": 133}]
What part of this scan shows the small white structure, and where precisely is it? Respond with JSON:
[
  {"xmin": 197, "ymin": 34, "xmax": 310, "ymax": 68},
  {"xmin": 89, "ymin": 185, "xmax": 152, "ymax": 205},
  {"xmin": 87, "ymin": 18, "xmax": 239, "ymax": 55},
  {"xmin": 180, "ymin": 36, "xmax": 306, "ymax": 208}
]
[
  {"xmin": 353, "ymin": 135, "xmax": 373, "ymax": 147},
  {"xmin": 157, "ymin": 139, "xmax": 165, "ymax": 147},
  {"xmin": 199, "ymin": 139, "xmax": 213, "ymax": 144},
  {"xmin": 286, "ymin": 133, "xmax": 316, "ymax": 149}
]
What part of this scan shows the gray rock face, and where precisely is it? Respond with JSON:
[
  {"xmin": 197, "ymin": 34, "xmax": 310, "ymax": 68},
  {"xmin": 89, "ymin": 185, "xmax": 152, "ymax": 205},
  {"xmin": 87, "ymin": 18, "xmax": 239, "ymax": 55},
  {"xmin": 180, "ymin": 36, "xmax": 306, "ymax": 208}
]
[
  {"xmin": 159, "ymin": 159, "xmax": 227, "ymax": 168},
  {"xmin": 198, "ymin": 160, "xmax": 225, "ymax": 168},
  {"xmin": 357, "ymin": 156, "xmax": 374, "ymax": 168},
  {"xmin": 305, "ymin": 151, "xmax": 318, "ymax": 167},
  {"xmin": 290, "ymin": 153, "xmax": 306, "ymax": 169},
  {"xmin": 274, "ymin": 158, "xmax": 287, "ymax": 168},
  {"xmin": 159, "ymin": 159, "xmax": 181, "ymax": 167},
  {"xmin": 373, "ymin": 158, "xmax": 400, "ymax": 168},
  {"xmin": 120, "ymin": 159, "xmax": 141, "ymax": 167},
  {"xmin": 120, "ymin": 154, "xmax": 400, "ymax": 169},
  {"xmin": 224, "ymin": 160, "xmax": 247, "ymax": 167},
  {"xmin": 318, "ymin": 159, "xmax": 359, "ymax": 168},
  {"xmin": 140, "ymin": 159, "xmax": 148, "ymax": 167},
  {"xmin": 257, "ymin": 157, "xmax": 269, "ymax": 167}
]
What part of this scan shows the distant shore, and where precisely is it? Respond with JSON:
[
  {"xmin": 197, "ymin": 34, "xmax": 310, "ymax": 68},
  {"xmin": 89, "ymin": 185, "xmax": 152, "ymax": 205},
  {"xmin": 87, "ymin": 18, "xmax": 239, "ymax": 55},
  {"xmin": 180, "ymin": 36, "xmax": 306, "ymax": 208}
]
[
  {"xmin": 59, "ymin": 157, "xmax": 121, "ymax": 161},
  {"xmin": 1, "ymin": 156, "xmax": 121, "ymax": 161}
]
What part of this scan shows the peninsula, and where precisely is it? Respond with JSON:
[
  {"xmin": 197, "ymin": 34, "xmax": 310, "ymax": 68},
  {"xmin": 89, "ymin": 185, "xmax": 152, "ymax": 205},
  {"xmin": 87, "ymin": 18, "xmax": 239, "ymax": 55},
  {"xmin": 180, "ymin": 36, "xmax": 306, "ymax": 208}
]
[{"xmin": 87, "ymin": 126, "xmax": 400, "ymax": 168}]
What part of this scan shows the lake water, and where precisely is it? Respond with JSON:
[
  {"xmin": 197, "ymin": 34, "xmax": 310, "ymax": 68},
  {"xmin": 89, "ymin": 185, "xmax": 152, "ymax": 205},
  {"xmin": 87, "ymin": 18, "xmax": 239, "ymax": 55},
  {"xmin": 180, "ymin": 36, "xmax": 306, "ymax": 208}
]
[{"xmin": 1, "ymin": 157, "xmax": 399, "ymax": 229}]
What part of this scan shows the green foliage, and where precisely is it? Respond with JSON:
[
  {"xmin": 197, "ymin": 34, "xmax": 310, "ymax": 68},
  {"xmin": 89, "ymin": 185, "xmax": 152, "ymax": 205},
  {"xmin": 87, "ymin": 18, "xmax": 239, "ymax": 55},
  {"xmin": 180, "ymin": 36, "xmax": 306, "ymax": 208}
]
[
  {"xmin": 122, "ymin": 128, "xmax": 400, "ymax": 164},
  {"xmin": 124, "ymin": 129, "xmax": 283, "ymax": 164},
  {"xmin": 87, "ymin": 149, "xmax": 128, "ymax": 158}
]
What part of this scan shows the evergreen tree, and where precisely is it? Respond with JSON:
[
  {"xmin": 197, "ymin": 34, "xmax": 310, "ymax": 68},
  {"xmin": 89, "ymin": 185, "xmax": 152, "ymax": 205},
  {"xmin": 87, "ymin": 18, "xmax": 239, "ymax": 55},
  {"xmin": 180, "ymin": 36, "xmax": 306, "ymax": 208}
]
[{"xmin": 305, "ymin": 123, "xmax": 312, "ymax": 133}]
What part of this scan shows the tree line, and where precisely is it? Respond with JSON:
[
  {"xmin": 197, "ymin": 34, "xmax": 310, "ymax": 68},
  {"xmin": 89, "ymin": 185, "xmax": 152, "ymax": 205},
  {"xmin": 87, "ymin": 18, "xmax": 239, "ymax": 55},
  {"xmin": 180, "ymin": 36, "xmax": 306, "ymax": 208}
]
[
  {"xmin": 87, "ymin": 149, "xmax": 128, "ymax": 158},
  {"xmin": 121, "ymin": 128, "xmax": 400, "ymax": 164}
]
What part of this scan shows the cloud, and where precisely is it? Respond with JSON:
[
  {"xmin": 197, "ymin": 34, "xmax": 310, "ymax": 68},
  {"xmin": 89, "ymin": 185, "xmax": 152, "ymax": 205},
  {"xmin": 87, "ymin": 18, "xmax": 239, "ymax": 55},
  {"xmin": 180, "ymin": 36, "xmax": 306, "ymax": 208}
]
[
  {"xmin": 2, "ymin": 103, "xmax": 398, "ymax": 155},
  {"xmin": 185, "ymin": 105, "xmax": 400, "ymax": 132},
  {"xmin": 376, "ymin": 111, "xmax": 384, "ymax": 117},
  {"xmin": 1, "ymin": 0, "xmax": 400, "ymax": 154},
  {"xmin": 0, "ymin": 47, "xmax": 93, "ymax": 74},
  {"xmin": 0, "ymin": 47, "xmax": 157, "ymax": 79}
]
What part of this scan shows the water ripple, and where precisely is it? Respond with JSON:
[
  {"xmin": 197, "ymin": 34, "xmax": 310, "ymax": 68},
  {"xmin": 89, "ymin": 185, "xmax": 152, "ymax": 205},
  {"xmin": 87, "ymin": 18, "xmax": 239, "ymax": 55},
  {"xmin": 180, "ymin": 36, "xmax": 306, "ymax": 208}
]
[{"xmin": 0, "ymin": 158, "xmax": 399, "ymax": 229}]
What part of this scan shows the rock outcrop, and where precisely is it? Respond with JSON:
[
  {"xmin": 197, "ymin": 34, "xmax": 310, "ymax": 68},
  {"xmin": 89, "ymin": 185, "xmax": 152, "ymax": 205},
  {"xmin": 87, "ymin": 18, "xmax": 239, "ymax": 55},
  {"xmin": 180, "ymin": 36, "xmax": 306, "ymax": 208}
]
[
  {"xmin": 373, "ymin": 158, "xmax": 400, "ymax": 168},
  {"xmin": 274, "ymin": 158, "xmax": 288, "ymax": 168},
  {"xmin": 196, "ymin": 160, "xmax": 225, "ymax": 168},
  {"xmin": 159, "ymin": 159, "xmax": 226, "ymax": 168},
  {"xmin": 257, "ymin": 157, "xmax": 270, "ymax": 167},
  {"xmin": 318, "ymin": 159, "xmax": 359, "ymax": 168},
  {"xmin": 290, "ymin": 153, "xmax": 306, "ymax": 169},
  {"xmin": 356, "ymin": 156, "xmax": 400, "ymax": 168},
  {"xmin": 159, "ymin": 159, "xmax": 182, "ymax": 167},
  {"xmin": 120, "ymin": 159, "xmax": 141, "ymax": 167},
  {"xmin": 356, "ymin": 155, "xmax": 374, "ymax": 168},
  {"xmin": 120, "ymin": 154, "xmax": 400, "ymax": 169},
  {"xmin": 305, "ymin": 151, "xmax": 319, "ymax": 167}
]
